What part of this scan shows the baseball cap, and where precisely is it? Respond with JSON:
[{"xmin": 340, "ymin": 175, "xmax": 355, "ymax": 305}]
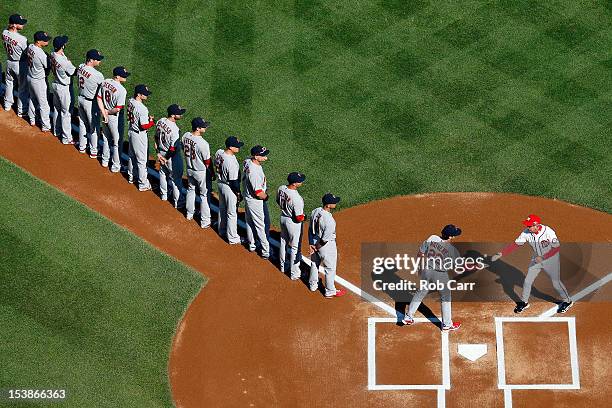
[
  {"xmin": 9, "ymin": 14, "xmax": 27, "ymax": 25},
  {"xmin": 225, "ymin": 136, "xmax": 244, "ymax": 149},
  {"xmin": 86, "ymin": 49, "xmax": 104, "ymax": 61},
  {"xmin": 522, "ymin": 214, "xmax": 541, "ymax": 227},
  {"xmin": 134, "ymin": 84, "xmax": 151, "ymax": 96},
  {"xmin": 167, "ymin": 104, "xmax": 186, "ymax": 116},
  {"xmin": 441, "ymin": 224, "xmax": 462, "ymax": 238},
  {"xmin": 53, "ymin": 35, "xmax": 68, "ymax": 50},
  {"xmin": 322, "ymin": 193, "xmax": 341, "ymax": 205},
  {"xmin": 191, "ymin": 117, "xmax": 210, "ymax": 130},
  {"xmin": 113, "ymin": 66, "xmax": 130, "ymax": 78},
  {"xmin": 34, "ymin": 31, "xmax": 51, "ymax": 42},
  {"xmin": 287, "ymin": 172, "xmax": 306, "ymax": 184},
  {"xmin": 250, "ymin": 145, "xmax": 269, "ymax": 157}
]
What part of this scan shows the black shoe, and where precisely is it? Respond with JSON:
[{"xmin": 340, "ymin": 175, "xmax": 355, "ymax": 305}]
[
  {"xmin": 558, "ymin": 301, "xmax": 574, "ymax": 314},
  {"xmin": 514, "ymin": 302, "xmax": 530, "ymax": 313}
]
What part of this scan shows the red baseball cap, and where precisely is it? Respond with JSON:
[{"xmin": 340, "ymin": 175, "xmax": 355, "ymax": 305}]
[{"xmin": 522, "ymin": 214, "xmax": 541, "ymax": 227}]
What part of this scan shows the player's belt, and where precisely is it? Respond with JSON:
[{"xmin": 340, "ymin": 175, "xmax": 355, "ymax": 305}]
[
  {"xmin": 54, "ymin": 81, "xmax": 69, "ymax": 86},
  {"xmin": 79, "ymin": 95, "xmax": 96, "ymax": 101}
]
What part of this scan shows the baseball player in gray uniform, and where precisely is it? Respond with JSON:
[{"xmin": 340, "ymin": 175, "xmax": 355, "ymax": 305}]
[
  {"xmin": 277, "ymin": 172, "xmax": 306, "ymax": 279},
  {"xmin": 155, "ymin": 104, "xmax": 186, "ymax": 207},
  {"xmin": 126, "ymin": 84, "xmax": 154, "ymax": 191},
  {"xmin": 243, "ymin": 145, "xmax": 271, "ymax": 259},
  {"xmin": 3, "ymin": 14, "xmax": 29, "ymax": 116},
  {"xmin": 402, "ymin": 225, "xmax": 463, "ymax": 331},
  {"xmin": 49, "ymin": 35, "xmax": 76, "ymax": 144},
  {"xmin": 97, "ymin": 66, "xmax": 129, "ymax": 171},
  {"xmin": 182, "ymin": 117, "xmax": 215, "ymax": 228},
  {"xmin": 491, "ymin": 214, "xmax": 573, "ymax": 314},
  {"xmin": 76, "ymin": 49, "xmax": 104, "ymax": 157},
  {"xmin": 309, "ymin": 193, "xmax": 346, "ymax": 298},
  {"xmin": 26, "ymin": 31, "xmax": 51, "ymax": 132},
  {"xmin": 214, "ymin": 136, "xmax": 244, "ymax": 244}
]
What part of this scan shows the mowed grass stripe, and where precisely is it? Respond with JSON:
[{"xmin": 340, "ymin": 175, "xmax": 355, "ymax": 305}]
[{"xmin": 0, "ymin": 158, "xmax": 204, "ymax": 407}]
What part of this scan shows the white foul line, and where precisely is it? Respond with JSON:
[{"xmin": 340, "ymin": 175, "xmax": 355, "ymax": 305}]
[{"xmin": 539, "ymin": 272, "xmax": 612, "ymax": 317}]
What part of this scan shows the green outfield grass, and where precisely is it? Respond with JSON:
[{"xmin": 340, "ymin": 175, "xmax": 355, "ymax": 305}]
[
  {"xmin": 0, "ymin": 158, "xmax": 204, "ymax": 407},
  {"xmin": 1, "ymin": 0, "xmax": 610, "ymax": 217}
]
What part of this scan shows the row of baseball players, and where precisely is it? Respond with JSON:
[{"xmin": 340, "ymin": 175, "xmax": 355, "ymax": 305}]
[{"xmin": 2, "ymin": 14, "xmax": 347, "ymax": 299}]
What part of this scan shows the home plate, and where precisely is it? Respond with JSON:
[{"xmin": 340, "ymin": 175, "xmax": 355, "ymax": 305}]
[{"xmin": 458, "ymin": 344, "xmax": 487, "ymax": 362}]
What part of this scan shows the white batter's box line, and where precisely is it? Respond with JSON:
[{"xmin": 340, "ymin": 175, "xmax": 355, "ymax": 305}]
[
  {"xmin": 495, "ymin": 316, "xmax": 580, "ymax": 408},
  {"xmin": 539, "ymin": 271, "xmax": 612, "ymax": 318},
  {"xmin": 367, "ymin": 318, "xmax": 451, "ymax": 408}
]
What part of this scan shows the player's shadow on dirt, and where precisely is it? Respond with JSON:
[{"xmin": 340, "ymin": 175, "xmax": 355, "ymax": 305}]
[{"xmin": 461, "ymin": 250, "xmax": 558, "ymax": 304}]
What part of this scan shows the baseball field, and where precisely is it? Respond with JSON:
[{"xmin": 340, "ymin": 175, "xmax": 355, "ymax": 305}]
[{"xmin": 1, "ymin": 0, "xmax": 611, "ymax": 407}]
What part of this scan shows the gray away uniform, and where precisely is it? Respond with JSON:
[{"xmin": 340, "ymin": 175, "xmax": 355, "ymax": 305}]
[
  {"xmin": 277, "ymin": 185, "xmax": 305, "ymax": 278},
  {"xmin": 76, "ymin": 63, "xmax": 104, "ymax": 154},
  {"xmin": 26, "ymin": 44, "xmax": 50, "ymax": 130},
  {"xmin": 50, "ymin": 51, "xmax": 76, "ymax": 143},
  {"xmin": 3, "ymin": 29, "xmax": 29, "ymax": 114},
  {"xmin": 156, "ymin": 117, "xmax": 183, "ymax": 206},
  {"xmin": 98, "ymin": 79, "xmax": 127, "ymax": 171},
  {"xmin": 308, "ymin": 207, "xmax": 338, "ymax": 296},
  {"xmin": 127, "ymin": 97, "xmax": 152, "ymax": 190},
  {"xmin": 406, "ymin": 235, "xmax": 461, "ymax": 328},
  {"xmin": 215, "ymin": 149, "xmax": 241, "ymax": 244},
  {"xmin": 242, "ymin": 159, "xmax": 270, "ymax": 257},
  {"xmin": 182, "ymin": 132, "xmax": 212, "ymax": 227}
]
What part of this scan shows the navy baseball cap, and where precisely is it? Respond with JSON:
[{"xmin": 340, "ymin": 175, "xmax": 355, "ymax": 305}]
[
  {"xmin": 167, "ymin": 104, "xmax": 186, "ymax": 116},
  {"xmin": 322, "ymin": 193, "xmax": 340, "ymax": 205},
  {"xmin": 34, "ymin": 31, "xmax": 51, "ymax": 42},
  {"xmin": 225, "ymin": 136, "xmax": 244, "ymax": 149},
  {"xmin": 86, "ymin": 49, "xmax": 104, "ymax": 61},
  {"xmin": 191, "ymin": 117, "xmax": 210, "ymax": 130},
  {"xmin": 441, "ymin": 224, "xmax": 462, "ymax": 238},
  {"xmin": 53, "ymin": 35, "xmax": 68, "ymax": 50},
  {"xmin": 9, "ymin": 14, "xmax": 27, "ymax": 25},
  {"xmin": 113, "ymin": 66, "xmax": 130, "ymax": 78},
  {"xmin": 287, "ymin": 172, "xmax": 306, "ymax": 184},
  {"xmin": 134, "ymin": 84, "xmax": 151, "ymax": 96},
  {"xmin": 250, "ymin": 145, "xmax": 269, "ymax": 156}
]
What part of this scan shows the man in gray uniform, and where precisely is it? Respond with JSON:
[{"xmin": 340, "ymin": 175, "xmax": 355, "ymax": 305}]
[
  {"xmin": 243, "ymin": 145, "xmax": 271, "ymax": 259},
  {"xmin": 126, "ymin": 84, "xmax": 154, "ymax": 191},
  {"xmin": 155, "ymin": 104, "xmax": 186, "ymax": 207},
  {"xmin": 76, "ymin": 49, "xmax": 104, "ymax": 157},
  {"xmin": 215, "ymin": 136, "xmax": 244, "ymax": 244},
  {"xmin": 3, "ymin": 14, "xmax": 29, "ymax": 116},
  {"xmin": 277, "ymin": 172, "xmax": 306, "ymax": 279},
  {"xmin": 402, "ymin": 225, "xmax": 463, "ymax": 332},
  {"xmin": 182, "ymin": 117, "xmax": 215, "ymax": 228},
  {"xmin": 309, "ymin": 193, "xmax": 346, "ymax": 298},
  {"xmin": 97, "ymin": 66, "xmax": 129, "ymax": 171},
  {"xmin": 26, "ymin": 31, "xmax": 51, "ymax": 132},
  {"xmin": 49, "ymin": 35, "xmax": 76, "ymax": 144}
]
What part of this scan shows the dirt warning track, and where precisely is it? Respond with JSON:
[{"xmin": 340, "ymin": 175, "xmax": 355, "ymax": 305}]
[{"xmin": 1, "ymin": 111, "xmax": 611, "ymax": 408}]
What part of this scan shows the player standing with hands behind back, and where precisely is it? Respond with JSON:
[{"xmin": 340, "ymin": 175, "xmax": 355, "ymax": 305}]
[
  {"xmin": 491, "ymin": 214, "xmax": 573, "ymax": 314},
  {"xmin": 243, "ymin": 146, "xmax": 271, "ymax": 259},
  {"xmin": 3, "ymin": 14, "xmax": 29, "ymax": 116},
  {"xmin": 97, "ymin": 66, "xmax": 129, "ymax": 172},
  {"xmin": 49, "ymin": 35, "xmax": 76, "ymax": 144},
  {"xmin": 309, "ymin": 193, "xmax": 346, "ymax": 298},
  {"xmin": 277, "ymin": 172, "xmax": 306, "ymax": 279},
  {"xmin": 26, "ymin": 31, "xmax": 52, "ymax": 132},
  {"xmin": 215, "ymin": 136, "xmax": 244, "ymax": 244},
  {"xmin": 182, "ymin": 117, "xmax": 214, "ymax": 228},
  {"xmin": 76, "ymin": 49, "xmax": 104, "ymax": 157},
  {"xmin": 127, "ymin": 84, "xmax": 154, "ymax": 191}
]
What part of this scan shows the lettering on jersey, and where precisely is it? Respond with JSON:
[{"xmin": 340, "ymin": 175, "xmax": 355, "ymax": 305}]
[
  {"xmin": 214, "ymin": 154, "xmax": 224, "ymax": 174},
  {"xmin": 77, "ymin": 66, "xmax": 92, "ymax": 79},
  {"xmin": 278, "ymin": 189, "xmax": 292, "ymax": 207},
  {"xmin": 183, "ymin": 138, "xmax": 196, "ymax": 160}
]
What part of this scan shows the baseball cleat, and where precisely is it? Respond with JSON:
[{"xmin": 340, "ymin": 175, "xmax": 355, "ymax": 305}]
[
  {"xmin": 186, "ymin": 214, "xmax": 194, "ymax": 221},
  {"xmin": 160, "ymin": 195, "xmax": 168, "ymax": 201},
  {"xmin": 110, "ymin": 167, "xmax": 120, "ymax": 173},
  {"xmin": 557, "ymin": 301, "xmax": 574, "ymax": 314},
  {"xmin": 79, "ymin": 150, "xmax": 87, "ymax": 154},
  {"xmin": 101, "ymin": 162, "xmax": 109, "ymax": 168},
  {"xmin": 62, "ymin": 140, "xmax": 75, "ymax": 145},
  {"xmin": 514, "ymin": 302, "xmax": 530, "ymax": 313},
  {"xmin": 201, "ymin": 223, "xmax": 211, "ymax": 229},
  {"xmin": 401, "ymin": 316, "xmax": 415, "ymax": 326},
  {"xmin": 89, "ymin": 153, "xmax": 97, "ymax": 159},
  {"xmin": 138, "ymin": 185, "xmax": 152, "ymax": 192},
  {"xmin": 442, "ymin": 322, "xmax": 461, "ymax": 332},
  {"xmin": 325, "ymin": 289, "xmax": 347, "ymax": 298}
]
